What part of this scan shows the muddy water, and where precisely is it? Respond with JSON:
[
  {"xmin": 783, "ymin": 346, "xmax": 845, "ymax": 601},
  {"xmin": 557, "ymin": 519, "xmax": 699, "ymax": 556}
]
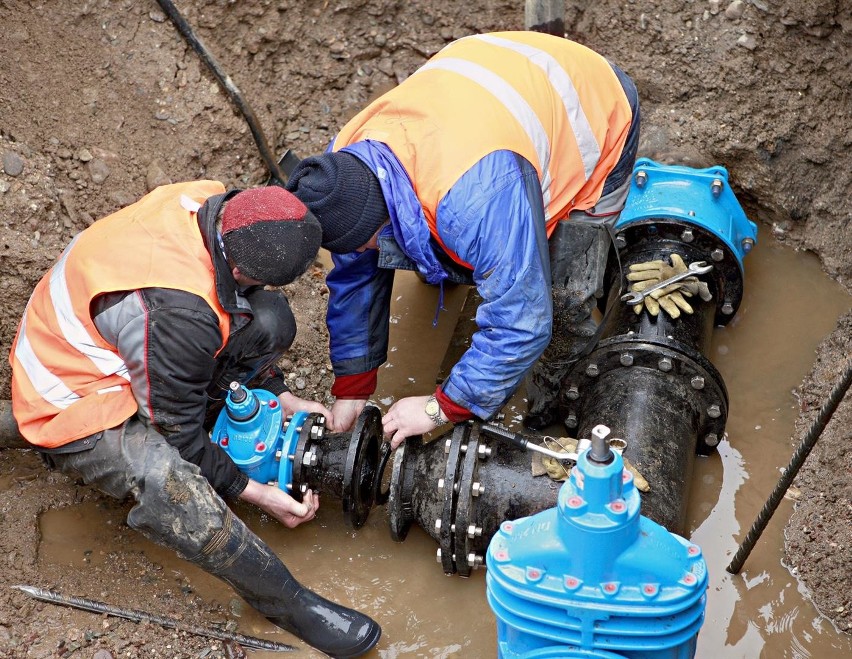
[{"xmin": 39, "ymin": 236, "xmax": 851, "ymax": 658}]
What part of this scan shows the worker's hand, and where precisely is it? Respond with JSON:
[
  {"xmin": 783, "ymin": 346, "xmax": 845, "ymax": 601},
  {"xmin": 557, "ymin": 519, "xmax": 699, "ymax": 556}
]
[
  {"xmin": 382, "ymin": 395, "xmax": 445, "ymax": 450},
  {"xmin": 240, "ymin": 479, "xmax": 320, "ymax": 529},
  {"xmin": 626, "ymin": 254, "xmax": 711, "ymax": 319},
  {"xmin": 277, "ymin": 391, "xmax": 334, "ymax": 426},
  {"xmin": 327, "ymin": 398, "xmax": 368, "ymax": 433}
]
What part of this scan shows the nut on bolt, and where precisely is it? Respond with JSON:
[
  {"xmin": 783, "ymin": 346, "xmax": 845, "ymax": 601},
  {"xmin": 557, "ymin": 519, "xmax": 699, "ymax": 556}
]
[
  {"xmin": 586, "ymin": 363, "xmax": 599, "ymax": 377},
  {"xmin": 707, "ymin": 404, "xmax": 721, "ymax": 419},
  {"xmin": 658, "ymin": 357, "xmax": 673, "ymax": 372},
  {"xmin": 681, "ymin": 228, "xmax": 695, "ymax": 243},
  {"xmin": 711, "ymin": 248, "xmax": 724, "ymax": 262},
  {"xmin": 566, "ymin": 384, "xmax": 580, "ymax": 400},
  {"xmin": 711, "ymin": 178, "xmax": 723, "ymax": 196},
  {"xmin": 635, "ymin": 170, "xmax": 648, "ymax": 187},
  {"xmin": 705, "ymin": 433, "xmax": 720, "ymax": 447},
  {"xmin": 477, "ymin": 444, "xmax": 492, "ymax": 459},
  {"xmin": 691, "ymin": 376, "xmax": 705, "ymax": 390},
  {"xmin": 467, "ymin": 524, "xmax": 483, "ymax": 538},
  {"xmin": 468, "ymin": 553, "xmax": 484, "ymax": 569},
  {"xmin": 472, "ymin": 482, "xmax": 485, "ymax": 497},
  {"xmin": 721, "ymin": 302, "xmax": 735, "ymax": 315},
  {"xmin": 620, "ymin": 353, "xmax": 634, "ymax": 367}
]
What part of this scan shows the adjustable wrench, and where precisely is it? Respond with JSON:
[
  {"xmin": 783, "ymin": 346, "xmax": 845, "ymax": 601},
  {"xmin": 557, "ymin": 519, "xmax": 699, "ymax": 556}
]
[{"xmin": 620, "ymin": 260, "xmax": 714, "ymax": 306}]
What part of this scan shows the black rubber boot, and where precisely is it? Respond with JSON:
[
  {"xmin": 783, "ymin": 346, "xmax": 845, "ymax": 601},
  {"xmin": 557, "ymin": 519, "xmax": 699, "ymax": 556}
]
[{"xmin": 191, "ymin": 510, "xmax": 381, "ymax": 657}]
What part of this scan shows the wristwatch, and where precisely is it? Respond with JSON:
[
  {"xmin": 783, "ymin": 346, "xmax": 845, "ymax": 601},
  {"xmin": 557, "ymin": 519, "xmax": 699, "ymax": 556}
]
[{"xmin": 424, "ymin": 395, "xmax": 444, "ymax": 426}]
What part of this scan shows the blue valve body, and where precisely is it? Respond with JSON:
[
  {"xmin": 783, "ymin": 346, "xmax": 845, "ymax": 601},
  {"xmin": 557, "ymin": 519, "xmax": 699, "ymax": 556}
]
[
  {"xmin": 617, "ymin": 158, "xmax": 757, "ymax": 271},
  {"xmin": 487, "ymin": 447, "xmax": 708, "ymax": 658},
  {"xmin": 210, "ymin": 386, "xmax": 309, "ymax": 492}
]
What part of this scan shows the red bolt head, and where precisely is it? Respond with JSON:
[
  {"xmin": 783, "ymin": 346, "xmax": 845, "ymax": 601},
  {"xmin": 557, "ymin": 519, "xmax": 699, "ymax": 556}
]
[
  {"xmin": 603, "ymin": 582, "xmax": 617, "ymax": 593},
  {"xmin": 269, "ymin": 399, "xmax": 278, "ymax": 408},
  {"xmin": 495, "ymin": 550, "xmax": 509, "ymax": 562},
  {"xmin": 221, "ymin": 436, "xmax": 229, "ymax": 447},
  {"xmin": 610, "ymin": 500, "xmax": 626, "ymax": 513},
  {"xmin": 565, "ymin": 576, "xmax": 580, "ymax": 589},
  {"xmin": 567, "ymin": 496, "xmax": 584, "ymax": 508},
  {"xmin": 256, "ymin": 442, "xmax": 266, "ymax": 452}
]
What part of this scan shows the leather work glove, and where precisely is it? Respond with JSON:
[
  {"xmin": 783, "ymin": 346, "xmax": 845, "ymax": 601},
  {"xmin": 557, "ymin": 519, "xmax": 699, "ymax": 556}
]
[{"xmin": 626, "ymin": 254, "xmax": 712, "ymax": 319}]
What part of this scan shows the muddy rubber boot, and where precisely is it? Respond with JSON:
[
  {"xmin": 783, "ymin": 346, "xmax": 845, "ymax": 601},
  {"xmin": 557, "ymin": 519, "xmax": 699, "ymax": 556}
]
[{"xmin": 192, "ymin": 510, "xmax": 381, "ymax": 657}]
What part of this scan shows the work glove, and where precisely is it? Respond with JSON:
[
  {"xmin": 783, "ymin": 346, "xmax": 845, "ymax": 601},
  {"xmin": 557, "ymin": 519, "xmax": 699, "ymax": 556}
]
[{"xmin": 626, "ymin": 254, "xmax": 712, "ymax": 319}]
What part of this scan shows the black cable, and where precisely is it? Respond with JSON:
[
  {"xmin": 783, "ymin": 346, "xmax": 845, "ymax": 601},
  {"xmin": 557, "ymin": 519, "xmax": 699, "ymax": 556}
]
[
  {"xmin": 155, "ymin": 0, "xmax": 287, "ymax": 185},
  {"xmin": 727, "ymin": 360, "xmax": 852, "ymax": 574}
]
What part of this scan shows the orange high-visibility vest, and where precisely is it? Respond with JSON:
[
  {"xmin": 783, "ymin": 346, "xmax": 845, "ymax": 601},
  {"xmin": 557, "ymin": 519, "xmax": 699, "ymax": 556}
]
[
  {"xmin": 10, "ymin": 181, "xmax": 231, "ymax": 448},
  {"xmin": 333, "ymin": 32, "xmax": 633, "ymax": 264}
]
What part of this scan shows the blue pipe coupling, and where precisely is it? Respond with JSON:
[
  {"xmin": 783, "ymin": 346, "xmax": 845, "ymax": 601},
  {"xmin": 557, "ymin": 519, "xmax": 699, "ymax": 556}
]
[
  {"xmin": 486, "ymin": 425, "xmax": 708, "ymax": 658},
  {"xmin": 617, "ymin": 158, "xmax": 757, "ymax": 270}
]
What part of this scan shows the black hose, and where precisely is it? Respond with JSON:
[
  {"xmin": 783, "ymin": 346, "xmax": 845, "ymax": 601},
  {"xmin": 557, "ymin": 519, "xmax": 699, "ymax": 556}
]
[
  {"xmin": 727, "ymin": 360, "xmax": 852, "ymax": 574},
  {"xmin": 155, "ymin": 0, "xmax": 287, "ymax": 185}
]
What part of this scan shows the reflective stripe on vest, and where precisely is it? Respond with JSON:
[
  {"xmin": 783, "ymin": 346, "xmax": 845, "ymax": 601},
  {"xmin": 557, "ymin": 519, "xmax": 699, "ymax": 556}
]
[
  {"xmin": 333, "ymin": 32, "xmax": 632, "ymax": 263},
  {"xmin": 10, "ymin": 180, "xmax": 230, "ymax": 448}
]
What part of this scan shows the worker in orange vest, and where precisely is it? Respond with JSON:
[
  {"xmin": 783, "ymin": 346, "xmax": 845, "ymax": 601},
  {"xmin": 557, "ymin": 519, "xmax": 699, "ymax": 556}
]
[
  {"xmin": 286, "ymin": 32, "xmax": 640, "ymax": 445},
  {"xmin": 9, "ymin": 183, "xmax": 380, "ymax": 657}
]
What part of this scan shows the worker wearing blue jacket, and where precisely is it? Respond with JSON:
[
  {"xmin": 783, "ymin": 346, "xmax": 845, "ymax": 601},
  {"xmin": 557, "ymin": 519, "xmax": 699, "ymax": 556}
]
[{"xmin": 286, "ymin": 32, "xmax": 640, "ymax": 445}]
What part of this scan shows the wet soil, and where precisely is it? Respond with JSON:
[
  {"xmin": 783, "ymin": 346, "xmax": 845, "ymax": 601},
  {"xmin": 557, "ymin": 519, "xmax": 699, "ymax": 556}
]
[{"xmin": 0, "ymin": 0, "xmax": 849, "ymax": 656}]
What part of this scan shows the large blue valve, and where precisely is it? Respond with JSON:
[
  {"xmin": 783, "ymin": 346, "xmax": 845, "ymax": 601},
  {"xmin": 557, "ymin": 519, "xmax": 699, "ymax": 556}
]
[{"xmin": 486, "ymin": 425, "xmax": 708, "ymax": 658}]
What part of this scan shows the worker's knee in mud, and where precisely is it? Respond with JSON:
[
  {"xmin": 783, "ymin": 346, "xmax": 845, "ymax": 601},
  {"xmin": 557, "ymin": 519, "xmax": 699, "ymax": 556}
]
[
  {"xmin": 246, "ymin": 289, "xmax": 296, "ymax": 354},
  {"xmin": 127, "ymin": 448, "xmax": 224, "ymax": 549}
]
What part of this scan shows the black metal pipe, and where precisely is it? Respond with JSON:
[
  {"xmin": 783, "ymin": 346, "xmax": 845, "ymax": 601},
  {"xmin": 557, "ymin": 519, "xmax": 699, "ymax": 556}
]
[
  {"xmin": 290, "ymin": 408, "xmax": 382, "ymax": 530},
  {"xmin": 387, "ymin": 421, "xmax": 560, "ymax": 576},
  {"xmin": 559, "ymin": 233, "xmax": 731, "ymax": 534}
]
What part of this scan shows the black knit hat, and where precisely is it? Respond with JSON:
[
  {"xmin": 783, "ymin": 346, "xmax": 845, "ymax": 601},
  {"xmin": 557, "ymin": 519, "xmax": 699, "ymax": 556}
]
[
  {"xmin": 285, "ymin": 151, "xmax": 388, "ymax": 253},
  {"xmin": 221, "ymin": 187, "xmax": 322, "ymax": 286}
]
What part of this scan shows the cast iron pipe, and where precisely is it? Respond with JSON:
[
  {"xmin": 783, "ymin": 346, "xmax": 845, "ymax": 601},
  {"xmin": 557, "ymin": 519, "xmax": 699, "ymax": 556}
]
[
  {"xmin": 559, "ymin": 220, "xmax": 737, "ymax": 534},
  {"xmin": 386, "ymin": 421, "xmax": 562, "ymax": 576}
]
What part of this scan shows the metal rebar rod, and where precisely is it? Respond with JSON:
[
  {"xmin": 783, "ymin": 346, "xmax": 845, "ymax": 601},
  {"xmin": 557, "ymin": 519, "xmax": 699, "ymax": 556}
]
[
  {"xmin": 155, "ymin": 0, "xmax": 287, "ymax": 185},
  {"xmin": 727, "ymin": 360, "xmax": 852, "ymax": 574},
  {"xmin": 13, "ymin": 585, "xmax": 296, "ymax": 652}
]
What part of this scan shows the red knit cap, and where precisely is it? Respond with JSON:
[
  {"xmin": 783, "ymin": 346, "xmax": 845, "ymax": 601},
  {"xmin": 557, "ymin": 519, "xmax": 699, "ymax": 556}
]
[{"xmin": 221, "ymin": 187, "xmax": 322, "ymax": 285}]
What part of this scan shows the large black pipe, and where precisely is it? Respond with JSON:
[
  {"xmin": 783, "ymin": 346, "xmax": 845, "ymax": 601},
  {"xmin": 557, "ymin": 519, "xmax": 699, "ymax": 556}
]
[
  {"xmin": 559, "ymin": 219, "xmax": 735, "ymax": 533},
  {"xmin": 387, "ymin": 421, "xmax": 561, "ymax": 576}
]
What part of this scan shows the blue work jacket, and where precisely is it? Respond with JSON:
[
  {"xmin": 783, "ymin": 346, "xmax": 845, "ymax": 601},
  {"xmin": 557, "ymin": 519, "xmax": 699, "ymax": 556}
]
[{"xmin": 326, "ymin": 141, "xmax": 552, "ymax": 420}]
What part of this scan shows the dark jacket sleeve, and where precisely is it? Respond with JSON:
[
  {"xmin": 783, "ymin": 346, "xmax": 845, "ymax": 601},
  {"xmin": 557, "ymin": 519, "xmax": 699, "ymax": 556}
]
[{"xmin": 97, "ymin": 288, "xmax": 249, "ymax": 499}]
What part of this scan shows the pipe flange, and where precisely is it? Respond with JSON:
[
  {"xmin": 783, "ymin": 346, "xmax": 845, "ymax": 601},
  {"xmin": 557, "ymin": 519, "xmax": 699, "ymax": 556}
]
[
  {"xmin": 388, "ymin": 436, "xmax": 417, "ymax": 542},
  {"xmin": 453, "ymin": 424, "xmax": 482, "ymax": 577},
  {"xmin": 613, "ymin": 219, "xmax": 744, "ymax": 324},
  {"xmin": 563, "ymin": 340, "xmax": 728, "ymax": 455},
  {"xmin": 290, "ymin": 412, "xmax": 325, "ymax": 501},
  {"xmin": 439, "ymin": 424, "xmax": 469, "ymax": 574},
  {"xmin": 342, "ymin": 406, "xmax": 382, "ymax": 529}
]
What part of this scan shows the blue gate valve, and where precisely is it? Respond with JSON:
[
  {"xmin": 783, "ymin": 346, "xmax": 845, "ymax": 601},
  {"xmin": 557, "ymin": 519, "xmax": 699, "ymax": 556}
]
[
  {"xmin": 210, "ymin": 381, "xmax": 310, "ymax": 493},
  {"xmin": 487, "ymin": 425, "xmax": 708, "ymax": 658}
]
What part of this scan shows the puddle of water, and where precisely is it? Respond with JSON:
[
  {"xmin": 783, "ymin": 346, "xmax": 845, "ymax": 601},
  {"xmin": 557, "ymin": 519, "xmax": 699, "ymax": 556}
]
[{"xmin": 38, "ymin": 236, "xmax": 850, "ymax": 658}]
